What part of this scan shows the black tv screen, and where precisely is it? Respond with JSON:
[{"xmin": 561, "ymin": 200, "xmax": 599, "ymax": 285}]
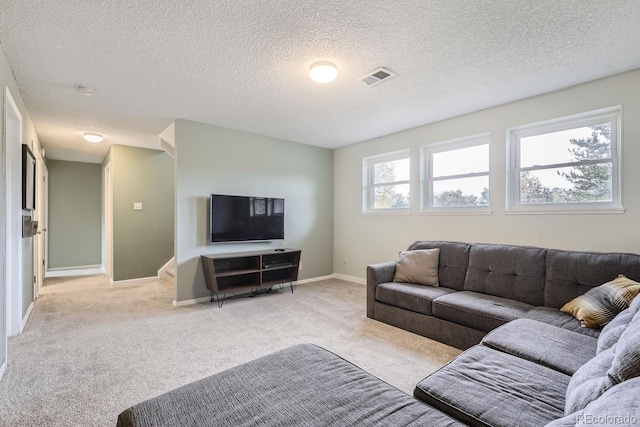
[{"xmin": 209, "ymin": 194, "xmax": 285, "ymax": 243}]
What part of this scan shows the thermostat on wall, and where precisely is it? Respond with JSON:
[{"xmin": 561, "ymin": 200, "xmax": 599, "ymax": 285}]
[{"xmin": 133, "ymin": 202, "xmax": 143, "ymax": 211}]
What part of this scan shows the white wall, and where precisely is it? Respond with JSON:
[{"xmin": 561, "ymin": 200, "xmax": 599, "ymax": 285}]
[
  {"xmin": 1, "ymin": 45, "xmax": 42, "ymax": 379},
  {"xmin": 334, "ymin": 70, "xmax": 640, "ymax": 279},
  {"xmin": 174, "ymin": 119, "xmax": 334, "ymax": 303}
]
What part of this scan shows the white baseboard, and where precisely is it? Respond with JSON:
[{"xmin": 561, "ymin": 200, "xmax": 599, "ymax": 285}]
[
  {"xmin": 172, "ymin": 274, "xmax": 360, "ymax": 307},
  {"xmin": 45, "ymin": 265, "xmax": 104, "ymax": 278},
  {"xmin": 332, "ymin": 273, "xmax": 366, "ymax": 285},
  {"xmin": 173, "ymin": 296, "xmax": 211, "ymax": 307},
  {"xmin": 157, "ymin": 256, "xmax": 175, "ymax": 279},
  {"xmin": 0, "ymin": 360, "xmax": 6, "ymax": 381},
  {"xmin": 296, "ymin": 274, "xmax": 335, "ymax": 284},
  {"xmin": 111, "ymin": 276, "xmax": 158, "ymax": 286},
  {"xmin": 21, "ymin": 302, "xmax": 34, "ymax": 333}
]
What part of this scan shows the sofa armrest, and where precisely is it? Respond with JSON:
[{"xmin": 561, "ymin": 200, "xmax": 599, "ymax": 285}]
[{"xmin": 366, "ymin": 261, "xmax": 397, "ymax": 318}]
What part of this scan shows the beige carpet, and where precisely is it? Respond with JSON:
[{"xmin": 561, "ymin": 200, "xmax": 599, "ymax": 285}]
[{"xmin": 0, "ymin": 275, "xmax": 460, "ymax": 427}]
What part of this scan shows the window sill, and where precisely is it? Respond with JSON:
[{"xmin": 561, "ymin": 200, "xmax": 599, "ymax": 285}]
[
  {"xmin": 362, "ymin": 209, "xmax": 410, "ymax": 216},
  {"xmin": 419, "ymin": 209, "xmax": 492, "ymax": 216},
  {"xmin": 504, "ymin": 207, "xmax": 625, "ymax": 215}
]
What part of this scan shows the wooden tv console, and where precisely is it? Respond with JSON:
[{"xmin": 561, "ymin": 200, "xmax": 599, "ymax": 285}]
[{"xmin": 201, "ymin": 249, "xmax": 301, "ymax": 307}]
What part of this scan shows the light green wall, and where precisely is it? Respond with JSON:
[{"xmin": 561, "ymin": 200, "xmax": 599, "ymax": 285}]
[
  {"xmin": 334, "ymin": 70, "xmax": 640, "ymax": 279},
  {"xmin": 48, "ymin": 160, "xmax": 102, "ymax": 268},
  {"xmin": 174, "ymin": 120, "xmax": 334, "ymax": 303},
  {"xmin": 108, "ymin": 145, "xmax": 174, "ymax": 281}
]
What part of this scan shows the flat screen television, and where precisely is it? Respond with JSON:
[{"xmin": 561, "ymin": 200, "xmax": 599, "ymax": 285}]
[{"xmin": 209, "ymin": 194, "xmax": 285, "ymax": 243}]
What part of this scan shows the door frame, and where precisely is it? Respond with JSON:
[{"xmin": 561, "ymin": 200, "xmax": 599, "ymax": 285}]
[
  {"xmin": 5, "ymin": 86, "xmax": 23, "ymax": 337},
  {"xmin": 104, "ymin": 162, "xmax": 113, "ymax": 279}
]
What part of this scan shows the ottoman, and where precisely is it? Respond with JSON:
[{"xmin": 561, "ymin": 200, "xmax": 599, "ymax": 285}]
[{"xmin": 117, "ymin": 343, "xmax": 463, "ymax": 426}]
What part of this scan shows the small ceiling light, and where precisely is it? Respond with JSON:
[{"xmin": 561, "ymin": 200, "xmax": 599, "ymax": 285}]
[
  {"xmin": 83, "ymin": 132, "xmax": 103, "ymax": 143},
  {"xmin": 75, "ymin": 84, "xmax": 96, "ymax": 96},
  {"xmin": 309, "ymin": 61, "xmax": 338, "ymax": 84}
]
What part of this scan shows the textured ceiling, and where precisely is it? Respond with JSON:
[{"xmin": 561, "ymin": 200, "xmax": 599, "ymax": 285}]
[{"xmin": 1, "ymin": 0, "xmax": 640, "ymax": 163}]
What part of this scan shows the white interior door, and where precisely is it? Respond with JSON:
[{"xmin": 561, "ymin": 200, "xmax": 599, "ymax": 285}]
[{"xmin": 33, "ymin": 155, "xmax": 47, "ymax": 295}]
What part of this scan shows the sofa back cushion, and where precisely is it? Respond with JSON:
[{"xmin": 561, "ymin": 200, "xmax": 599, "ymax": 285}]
[
  {"xmin": 565, "ymin": 312, "xmax": 640, "ymax": 415},
  {"xmin": 408, "ymin": 241, "xmax": 471, "ymax": 291},
  {"xmin": 564, "ymin": 347, "xmax": 616, "ymax": 415},
  {"xmin": 544, "ymin": 250, "xmax": 640, "ymax": 309},
  {"xmin": 463, "ymin": 243, "xmax": 547, "ymax": 306},
  {"xmin": 546, "ymin": 377, "xmax": 640, "ymax": 427},
  {"xmin": 597, "ymin": 309, "xmax": 632, "ymax": 354}
]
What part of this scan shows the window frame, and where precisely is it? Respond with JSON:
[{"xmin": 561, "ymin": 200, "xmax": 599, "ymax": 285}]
[
  {"xmin": 420, "ymin": 133, "xmax": 491, "ymax": 215},
  {"xmin": 506, "ymin": 106, "xmax": 623, "ymax": 214},
  {"xmin": 362, "ymin": 149, "xmax": 411, "ymax": 214}
]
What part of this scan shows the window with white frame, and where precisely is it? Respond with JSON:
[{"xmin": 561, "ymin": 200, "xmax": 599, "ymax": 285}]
[
  {"xmin": 507, "ymin": 107, "xmax": 622, "ymax": 212},
  {"xmin": 363, "ymin": 150, "xmax": 410, "ymax": 212},
  {"xmin": 421, "ymin": 134, "xmax": 490, "ymax": 212}
]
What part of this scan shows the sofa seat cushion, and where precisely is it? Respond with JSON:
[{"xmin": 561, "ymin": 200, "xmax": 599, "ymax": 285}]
[
  {"xmin": 518, "ymin": 307, "xmax": 602, "ymax": 338},
  {"xmin": 376, "ymin": 282, "xmax": 457, "ymax": 315},
  {"xmin": 432, "ymin": 291, "xmax": 533, "ymax": 333},
  {"xmin": 117, "ymin": 344, "xmax": 465, "ymax": 427},
  {"xmin": 414, "ymin": 345, "xmax": 570, "ymax": 427},
  {"xmin": 481, "ymin": 319, "xmax": 597, "ymax": 375}
]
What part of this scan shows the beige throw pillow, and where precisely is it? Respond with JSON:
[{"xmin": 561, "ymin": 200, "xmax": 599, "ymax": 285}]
[
  {"xmin": 561, "ymin": 275, "xmax": 640, "ymax": 328},
  {"xmin": 393, "ymin": 249, "xmax": 440, "ymax": 287}
]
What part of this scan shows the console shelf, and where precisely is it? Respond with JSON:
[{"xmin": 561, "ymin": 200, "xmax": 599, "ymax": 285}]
[{"xmin": 201, "ymin": 249, "xmax": 301, "ymax": 307}]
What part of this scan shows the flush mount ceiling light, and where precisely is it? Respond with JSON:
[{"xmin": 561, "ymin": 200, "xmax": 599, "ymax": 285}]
[
  {"xmin": 75, "ymin": 84, "xmax": 96, "ymax": 96},
  {"xmin": 309, "ymin": 61, "xmax": 338, "ymax": 84},
  {"xmin": 83, "ymin": 132, "xmax": 103, "ymax": 143}
]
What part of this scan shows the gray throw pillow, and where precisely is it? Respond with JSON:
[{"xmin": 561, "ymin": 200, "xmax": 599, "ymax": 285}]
[{"xmin": 393, "ymin": 249, "xmax": 440, "ymax": 287}]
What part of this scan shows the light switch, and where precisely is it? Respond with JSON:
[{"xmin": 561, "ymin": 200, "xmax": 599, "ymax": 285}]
[{"xmin": 133, "ymin": 202, "xmax": 143, "ymax": 211}]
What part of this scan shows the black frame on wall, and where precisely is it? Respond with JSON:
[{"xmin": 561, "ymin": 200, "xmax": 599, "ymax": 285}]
[{"xmin": 22, "ymin": 144, "xmax": 36, "ymax": 211}]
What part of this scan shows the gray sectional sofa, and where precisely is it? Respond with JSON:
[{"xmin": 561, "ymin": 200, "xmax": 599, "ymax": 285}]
[
  {"xmin": 367, "ymin": 240, "xmax": 640, "ymax": 349},
  {"xmin": 117, "ymin": 304, "xmax": 640, "ymax": 427},
  {"xmin": 413, "ymin": 295, "xmax": 640, "ymax": 427},
  {"xmin": 117, "ymin": 241, "xmax": 640, "ymax": 426}
]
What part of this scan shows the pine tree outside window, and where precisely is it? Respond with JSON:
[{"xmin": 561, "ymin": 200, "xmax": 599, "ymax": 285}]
[{"xmin": 507, "ymin": 107, "xmax": 623, "ymax": 213}]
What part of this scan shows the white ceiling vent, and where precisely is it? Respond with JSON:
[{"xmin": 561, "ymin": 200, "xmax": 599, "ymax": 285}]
[{"xmin": 358, "ymin": 67, "xmax": 397, "ymax": 87}]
